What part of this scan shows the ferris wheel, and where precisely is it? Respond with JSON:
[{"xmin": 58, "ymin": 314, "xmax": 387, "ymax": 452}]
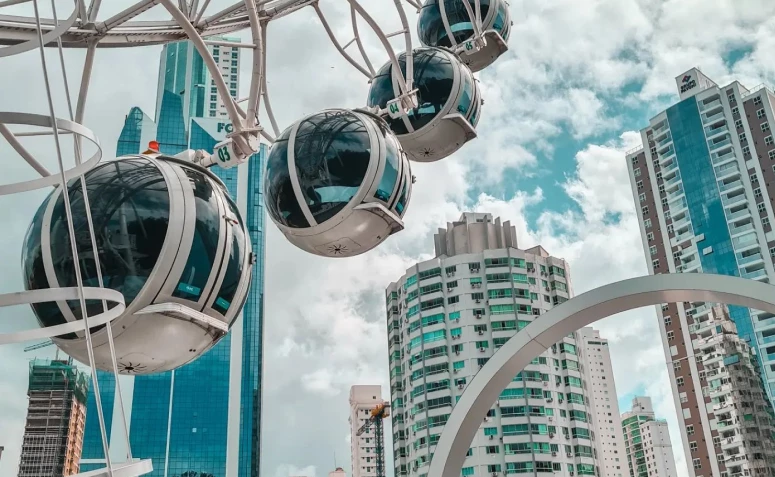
[{"xmin": 0, "ymin": 1, "xmax": 511, "ymax": 476}]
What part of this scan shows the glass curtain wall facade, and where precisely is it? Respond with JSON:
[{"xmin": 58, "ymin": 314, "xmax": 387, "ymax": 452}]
[
  {"xmin": 80, "ymin": 39, "xmax": 264, "ymax": 477},
  {"xmin": 626, "ymin": 67, "xmax": 775, "ymax": 476}
]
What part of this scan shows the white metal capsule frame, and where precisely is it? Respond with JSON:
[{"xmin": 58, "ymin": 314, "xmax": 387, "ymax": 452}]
[
  {"xmin": 368, "ymin": 47, "xmax": 482, "ymax": 162},
  {"xmin": 22, "ymin": 154, "xmax": 253, "ymax": 375},
  {"xmin": 264, "ymin": 109, "xmax": 413, "ymax": 257},
  {"xmin": 417, "ymin": 0, "xmax": 512, "ymax": 72}
]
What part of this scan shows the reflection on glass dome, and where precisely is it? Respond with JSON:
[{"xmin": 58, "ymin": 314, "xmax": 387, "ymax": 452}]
[
  {"xmin": 23, "ymin": 159, "xmax": 171, "ymax": 336},
  {"xmin": 368, "ymin": 48, "xmax": 456, "ymax": 134},
  {"xmin": 367, "ymin": 47, "xmax": 481, "ymax": 162},
  {"xmin": 266, "ymin": 110, "xmax": 371, "ymax": 229},
  {"xmin": 418, "ymin": 0, "xmax": 492, "ymax": 48},
  {"xmin": 264, "ymin": 108, "xmax": 412, "ymax": 257},
  {"xmin": 417, "ymin": 0, "xmax": 511, "ymax": 73}
]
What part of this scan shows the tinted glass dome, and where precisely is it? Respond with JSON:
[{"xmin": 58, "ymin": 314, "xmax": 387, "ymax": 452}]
[
  {"xmin": 367, "ymin": 48, "xmax": 456, "ymax": 135},
  {"xmin": 418, "ymin": 0, "xmax": 492, "ymax": 48},
  {"xmin": 23, "ymin": 158, "xmax": 173, "ymax": 337},
  {"xmin": 265, "ymin": 110, "xmax": 373, "ymax": 229}
]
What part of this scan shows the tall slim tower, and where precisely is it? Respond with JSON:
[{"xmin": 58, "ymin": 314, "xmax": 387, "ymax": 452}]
[
  {"xmin": 577, "ymin": 328, "xmax": 627, "ymax": 477},
  {"xmin": 387, "ymin": 212, "xmax": 601, "ymax": 477},
  {"xmin": 626, "ymin": 67, "xmax": 775, "ymax": 475},
  {"xmin": 620, "ymin": 397, "xmax": 677, "ymax": 477},
  {"xmin": 80, "ymin": 39, "xmax": 265, "ymax": 477},
  {"xmin": 349, "ymin": 385, "xmax": 384, "ymax": 477},
  {"xmin": 18, "ymin": 359, "xmax": 88, "ymax": 477}
]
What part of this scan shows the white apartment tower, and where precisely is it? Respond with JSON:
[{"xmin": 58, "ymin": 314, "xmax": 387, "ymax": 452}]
[
  {"xmin": 386, "ymin": 212, "xmax": 602, "ymax": 477},
  {"xmin": 577, "ymin": 328, "xmax": 627, "ymax": 477},
  {"xmin": 350, "ymin": 385, "xmax": 385, "ymax": 477},
  {"xmin": 621, "ymin": 397, "xmax": 677, "ymax": 477},
  {"xmin": 206, "ymin": 37, "xmax": 241, "ymax": 118},
  {"xmin": 626, "ymin": 67, "xmax": 775, "ymax": 475}
]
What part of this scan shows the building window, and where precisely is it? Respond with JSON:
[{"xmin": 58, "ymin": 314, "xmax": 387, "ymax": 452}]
[
  {"xmin": 634, "ymin": 168, "xmax": 641, "ymax": 177},
  {"xmin": 676, "ymin": 377, "xmax": 684, "ymax": 387},
  {"xmin": 690, "ymin": 441, "xmax": 697, "ymax": 452},
  {"xmin": 644, "ymin": 218, "xmax": 652, "ymax": 229},
  {"xmin": 770, "ymin": 247, "xmax": 775, "ymax": 257},
  {"xmin": 766, "ymin": 136, "xmax": 774, "ymax": 146},
  {"xmin": 639, "ymin": 193, "xmax": 647, "ymax": 203},
  {"xmin": 739, "ymin": 132, "xmax": 747, "ymax": 142},
  {"xmin": 764, "ymin": 217, "xmax": 770, "ymax": 227},
  {"xmin": 647, "ymin": 232, "xmax": 654, "ymax": 242},
  {"xmin": 652, "ymin": 259, "xmax": 660, "ymax": 270},
  {"xmin": 759, "ymin": 202, "xmax": 767, "ymax": 213},
  {"xmin": 673, "ymin": 360, "xmax": 680, "ymax": 370},
  {"xmin": 734, "ymin": 119, "xmax": 743, "ymax": 129},
  {"xmin": 757, "ymin": 108, "xmax": 766, "ymax": 118},
  {"xmin": 664, "ymin": 316, "xmax": 672, "ymax": 326},
  {"xmin": 742, "ymin": 145, "xmax": 751, "ymax": 155},
  {"xmin": 642, "ymin": 206, "xmax": 649, "ymax": 215},
  {"xmin": 728, "ymin": 94, "xmax": 736, "ymax": 103},
  {"xmin": 631, "ymin": 157, "xmax": 638, "ymax": 166},
  {"xmin": 665, "ymin": 210, "xmax": 671, "ymax": 220},
  {"xmin": 637, "ymin": 180, "xmax": 644, "ymax": 190},
  {"xmin": 693, "ymin": 459, "xmax": 702, "ymax": 469},
  {"xmin": 661, "ymin": 197, "xmax": 668, "ymax": 207},
  {"xmin": 667, "ymin": 224, "xmax": 674, "ymax": 234},
  {"xmin": 687, "ymin": 425, "xmax": 694, "ymax": 435},
  {"xmin": 666, "ymin": 330, "xmax": 674, "ymax": 341},
  {"xmin": 732, "ymin": 106, "xmax": 739, "ymax": 115},
  {"xmin": 769, "ymin": 150, "xmax": 775, "ymax": 160},
  {"xmin": 649, "ymin": 245, "xmax": 658, "ymax": 256},
  {"xmin": 763, "ymin": 122, "xmax": 771, "ymax": 132},
  {"xmin": 656, "ymin": 172, "xmax": 663, "ymax": 180},
  {"xmin": 755, "ymin": 188, "xmax": 762, "ymax": 199},
  {"xmin": 658, "ymin": 184, "xmax": 665, "ymax": 195},
  {"xmin": 448, "ymin": 296, "xmax": 459, "ymax": 305},
  {"xmin": 751, "ymin": 173, "xmax": 758, "ymax": 183}
]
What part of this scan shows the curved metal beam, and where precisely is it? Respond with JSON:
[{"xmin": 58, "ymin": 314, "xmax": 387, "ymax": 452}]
[{"xmin": 428, "ymin": 273, "xmax": 775, "ymax": 477}]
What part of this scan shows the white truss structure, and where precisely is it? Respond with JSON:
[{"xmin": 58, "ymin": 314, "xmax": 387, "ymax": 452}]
[
  {"xmin": 0, "ymin": 1, "xmax": 428, "ymax": 475},
  {"xmin": 0, "ymin": 1, "xmax": 489, "ymax": 476}
]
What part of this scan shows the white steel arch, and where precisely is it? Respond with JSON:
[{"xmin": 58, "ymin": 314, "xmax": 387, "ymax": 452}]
[{"xmin": 427, "ymin": 273, "xmax": 775, "ymax": 477}]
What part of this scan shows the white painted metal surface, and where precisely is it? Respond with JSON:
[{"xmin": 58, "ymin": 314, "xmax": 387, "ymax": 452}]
[{"xmin": 427, "ymin": 273, "xmax": 775, "ymax": 477}]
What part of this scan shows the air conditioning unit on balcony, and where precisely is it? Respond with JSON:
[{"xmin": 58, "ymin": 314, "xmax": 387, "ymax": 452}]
[
  {"xmin": 454, "ymin": 369, "xmax": 459, "ymax": 373},
  {"xmin": 488, "ymin": 434, "xmax": 493, "ymax": 440},
  {"xmin": 551, "ymin": 451, "xmax": 557, "ymax": 456},
  {"xmin": 479, "ymin": 347, "xmax": 486, "ymax": 353},
  {"xmin": 549, "ymin": 432, "xmax": 554, "ymax": 438},
  {"xmin": 567, "ymin": 452, "xmax": 573, "ymax": 457},
  {"xmin": 455, "ymin": 351, "xmax": 460, "ymax": 356},
  {"xmin": 476, "ymin": 299, "xmax": 481, "ymax": 303},
  {"xmin": 476, "ymin": 315, "xmax": 483, "ymax": 320},
  {"xmin": 458, "ymin": 384, "xmax": 464, "ymax": 389},
  {"xmin": 478, "ymin": 330, "xmax": 484, "ymax": 335}
]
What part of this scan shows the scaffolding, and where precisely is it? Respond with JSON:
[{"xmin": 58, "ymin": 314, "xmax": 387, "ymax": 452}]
[{"xmin": 18, "ymin": 359, "xmax": 89, "ymax": 477}]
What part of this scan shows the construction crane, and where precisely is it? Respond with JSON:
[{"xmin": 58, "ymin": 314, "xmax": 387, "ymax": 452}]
[
  {"xmin": 24, "ymin": 340, "xmax": 55, "ymax": 352},
  {"xmin": 356, "ymin": 402, "xmax": 391, "ymax": 477}
]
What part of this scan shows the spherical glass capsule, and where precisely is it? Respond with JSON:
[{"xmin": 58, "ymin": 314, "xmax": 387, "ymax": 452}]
[
  {"xmin": 22, "ymin": 155, "xmax": 252, "ymax": 374},
  {"xmin": 367, "ymin": 47, "xmax": 481, "ymax": 162},
  {"xmin": 264, "ymin": 109, "xmax": 412, "ymax": 257},
  {"xmin": 417, "ymin": 0, "xmax": 511, "ymax": 72}
]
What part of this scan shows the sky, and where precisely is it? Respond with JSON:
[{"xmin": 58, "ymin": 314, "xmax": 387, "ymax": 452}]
[{"xmin": 2, "ymin": 1, "xmax": 775, "ymax": 477}]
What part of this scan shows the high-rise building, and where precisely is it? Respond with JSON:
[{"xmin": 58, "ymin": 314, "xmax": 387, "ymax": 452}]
[
  {"xmin": 80, "ymin": 38, "xmax": 266, "ymax": 477},
  {"xmin": 18, "ymin": 358, "xmax": 88, "ymax": 477},
  {"xmin": 694, "ymin": 305, "xmax": 775, "ymax": 475},
  {"xmin": 386, "ymin": 212, "xmax": 601, "ymax": 477},
  {"xmin": 154, "ymin": 37, "xmax": 241, "ymax": 154},
  {"xmin": 577, "ymin": 328, "xmax": 626, "ymax": 477},
  {"xmin": 329, "ymin": 467, "xmax": 347, "ymax": 477},
  {"xmin": 349, "ymin": 385, "xmax": 385, "ymax": 477},
  {"xmin": 620, "ymin": 397, "xmax": 677, "ymax": 477},
  {"xmin": 626, "ymin": 67, "xmax": 775, "ymax": 475}
]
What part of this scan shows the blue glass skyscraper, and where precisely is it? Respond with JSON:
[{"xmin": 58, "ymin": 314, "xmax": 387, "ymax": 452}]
[{"xmin": 80, "ymin": 40, "xmax": 264, "ymax": 477}]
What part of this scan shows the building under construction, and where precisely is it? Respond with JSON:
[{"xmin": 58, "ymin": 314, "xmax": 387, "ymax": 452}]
[{"xmin": 18, "ymin": 358, "xmax": 89, "ymax": 477}]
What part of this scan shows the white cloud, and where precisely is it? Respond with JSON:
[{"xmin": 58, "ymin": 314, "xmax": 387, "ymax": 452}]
[{"xmin": 4, "ymin": 1, "xmax": 775, "ymax": 477}]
